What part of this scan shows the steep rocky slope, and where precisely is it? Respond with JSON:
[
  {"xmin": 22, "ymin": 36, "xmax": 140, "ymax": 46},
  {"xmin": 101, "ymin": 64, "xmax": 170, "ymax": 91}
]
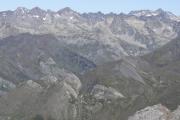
[
  {"xmin": 79, "ymin": 37, "xmax": 180, "ymax": 120},
  {"xmin": 0, "ymin": 72, "xmax": 82, "ymax": 120},
  {"xmin": 143, "ymin": 36, "xmax": 180, "ymax": 109},
  {"xmin": 128, "ymin": 104, "xmax": 180, "ymax": 120},
  {"xmin": 80, "ymin": 56, "xmax": 159, "ymax": 120},
  {"xmin": 0, "ymin": 36, "xmax": 180, "ymax": 120},
  {"xmin": 0, "ymin": 33, "xmax": 95, "ymax": 96}
]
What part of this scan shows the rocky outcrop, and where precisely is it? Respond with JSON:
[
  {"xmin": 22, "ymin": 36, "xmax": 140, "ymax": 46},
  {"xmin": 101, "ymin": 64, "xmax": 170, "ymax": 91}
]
[
  {"xmin": 0, "ymin": 72, "xmax": 82, "ymax": 120},
  {"xmin": 91, "ymin": 84, "xmax": 125, "ymax": 101},
  {"xmin": 128, "ymin": 104, "xmax": 171, "ymax": 120},
  {"xmin": 0, "ymin": 77, "xmax": 16, "ymax": 96},
  {"xmin": 24, "ymin": 80, "xmax": 42, "ymax": 90},
  {"xmin": 171, "ymin": 106, "xmax": 180, "ymax": 120},
  {"xmin": 128, "ymin": 104, "xmax": 180, "ymax": 120}
]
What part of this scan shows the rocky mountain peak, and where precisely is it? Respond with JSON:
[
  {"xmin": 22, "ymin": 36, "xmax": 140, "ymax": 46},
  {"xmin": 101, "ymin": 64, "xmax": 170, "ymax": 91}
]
[
  {"xmin": 155, "ymin": 8, "xmax": 165, "ymax": 13},
  {"xmin": 129, "ymin": 8, "xmax": 180, "ymax": 22},
  {"xmin": 15, "ymin": 7, "xmax": 29, "ymax": 15},
  {"xmin": 129, "ymin": 10, "xmax": 155, "ymax": 17},
  {"xmin": 58, "ymin": 7, "xmax": 77, "ymax": 15},
  {"xmin": 16, "ymin": 7, "xmax": 29, "ymax": 12},
  {"xmin": 129, "ymin": 9, "xmax": 169, "ymax": 17},
  {"xmin": 30, "ymin": 7, "xmax": 46, "ymax": 16},
  {"xmin": 31, "ymin": 7, "xmax": 44, "ymax": 12},
  {"xmin": 81, "ymin": 11, "xmax": 106, "ymax": 24},
  {"xmin": 155, "ymin": 8, "xmax": 173, "ymax": 17}
]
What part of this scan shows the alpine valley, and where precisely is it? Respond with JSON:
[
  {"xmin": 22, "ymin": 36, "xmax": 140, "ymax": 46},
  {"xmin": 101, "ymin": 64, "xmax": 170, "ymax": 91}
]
[{"xmin": 0, "ymin": 7, "xmax": 180, "ymax": 120}]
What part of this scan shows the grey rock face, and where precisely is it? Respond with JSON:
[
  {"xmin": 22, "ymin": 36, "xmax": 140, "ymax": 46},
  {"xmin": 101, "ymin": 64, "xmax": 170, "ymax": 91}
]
[
  {"xmin": 0, "ymin": 77, "xmax": 16, "ymax": 90},
  {"xmin": 171, "ymin": 106, "xmax": 180, "ymax": 120},
  {"xmin": 128, "ymin": 104, "xmax": 170, "ymax": 120},
  {"xmin": 91, "ymin": 84, "xmax": 125, "ymax": 101},
  {"xmin": 63, "ymin": 72, "xmax": 82, "ymax": 94},
  {"xmin": 25, "ymin": 80, "xmax": 42, "ymax": 90},
  {"xmin": 0, "ymin": 72, "xmax": 82, "ymax": 120},
  {"xmin": 0, "ymin": 77, "xmax": 16, "ymax": 96},
  {"xmin": 0, "ymin": 34, "xmax": 95, "ymax": 84},
  {"xmin": 128, "ymin": 104, "xmax": 180, "ymax": 120}
]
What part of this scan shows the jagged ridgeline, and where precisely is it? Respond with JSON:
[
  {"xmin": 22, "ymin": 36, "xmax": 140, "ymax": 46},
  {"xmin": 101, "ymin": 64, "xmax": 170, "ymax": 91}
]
[{"xmin": 0, "ymin": 7, "xmax": 180, "ymax": 64}]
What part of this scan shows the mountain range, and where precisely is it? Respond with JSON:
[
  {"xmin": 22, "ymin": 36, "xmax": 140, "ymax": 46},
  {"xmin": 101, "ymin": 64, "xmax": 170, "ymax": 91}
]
[
  {"xmin": 0, "ymin": 7, "xmax": 180, "ymax": 64},
  {"xmin": 0, "ymin": 7, "xmax": 180, "ymax": 120}
]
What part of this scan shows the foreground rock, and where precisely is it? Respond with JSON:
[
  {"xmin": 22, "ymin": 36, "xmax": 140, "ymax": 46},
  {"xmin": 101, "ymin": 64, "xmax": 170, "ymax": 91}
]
[
  {"xmin": 0, "ymin": 77, "xmax": 16, "ymax": 96},
  {"xmin": 91, "ymin": 84, "xmax": 125, "ymax": 101},
  {"xmin": 171, "ymin": 106, "xmax": 180, "ymax": 120},
  {"xmin": 128, "ymin": 104, "xmax": 180, "ymax": 120}
]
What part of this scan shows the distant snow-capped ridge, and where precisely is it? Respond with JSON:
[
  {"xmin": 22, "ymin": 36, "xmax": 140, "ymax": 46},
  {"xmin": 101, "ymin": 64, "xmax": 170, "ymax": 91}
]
[
  {"xmin": 129, "ymin": 9, "xmax": 180, "ymax": 21},
  {"xmin": 0, "ymin": 7, "xmax": 179, "ymax": 64}
]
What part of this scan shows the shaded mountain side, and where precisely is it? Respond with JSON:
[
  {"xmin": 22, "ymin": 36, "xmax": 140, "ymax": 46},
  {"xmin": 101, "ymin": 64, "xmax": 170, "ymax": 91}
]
[
  {"xmin": 79, "ymin": 37, "xmax": 180, "ymax": 119},
  {"xmin": 0, "ymin": 33, "xmax": 96, "ymax": 84},
  {"xmin": 80, "ymin": 56, "xmax": 160, "ymax": 120},
  {"xmin": 142, "ymin": 36, "xmax": 180, "ymax": 109},
  {"xmin": 143, "ymin": 35, "xmax": 180, "ymax": 66}
]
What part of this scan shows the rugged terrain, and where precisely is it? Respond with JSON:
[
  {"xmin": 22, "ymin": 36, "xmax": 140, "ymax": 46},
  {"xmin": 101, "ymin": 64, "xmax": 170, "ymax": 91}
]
[
  {"xmin": 128, "ymin": 104, "xmax": 180, "ymax": 120},
  {"xmin": 79, "ymin": 36, "xmax": 180, "ymax": 120},
  {"xmin": 0, "ymin": 7, "xmax": 180, "ymax": 64},
  {"xmin": 0, "ymin": 7, "xmax": 179, "ymax": 120}
]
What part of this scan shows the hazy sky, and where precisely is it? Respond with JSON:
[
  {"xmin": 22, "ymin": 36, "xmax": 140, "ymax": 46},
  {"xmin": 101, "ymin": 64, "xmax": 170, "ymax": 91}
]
[{"xmin": 0, "ymin": 0, "xmax": 179, "ymax": 15}]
